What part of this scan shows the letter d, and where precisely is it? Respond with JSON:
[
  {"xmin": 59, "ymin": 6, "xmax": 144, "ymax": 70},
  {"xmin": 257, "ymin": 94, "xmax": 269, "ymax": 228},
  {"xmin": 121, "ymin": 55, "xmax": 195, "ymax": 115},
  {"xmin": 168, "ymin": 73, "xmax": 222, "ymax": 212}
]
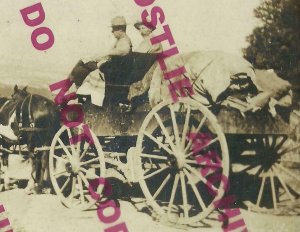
[{"xmin": 20, "ymin": 2, "xmax": 45, "ymax": 27}]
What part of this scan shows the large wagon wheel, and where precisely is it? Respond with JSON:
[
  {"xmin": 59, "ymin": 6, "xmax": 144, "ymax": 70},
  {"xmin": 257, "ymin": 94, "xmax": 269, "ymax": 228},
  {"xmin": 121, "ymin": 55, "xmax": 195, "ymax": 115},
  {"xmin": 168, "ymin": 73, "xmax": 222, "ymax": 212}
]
[
  {"xmin": 49, "ymin": 124, "xmax": 106, "ymax": 210},
  {"xmin": 241, "ymin": 135, "xmax": 300, "ymax": 214},
  {"xmin": 135, "ymin": 99, "xmax": 229, "ymax": 224}
]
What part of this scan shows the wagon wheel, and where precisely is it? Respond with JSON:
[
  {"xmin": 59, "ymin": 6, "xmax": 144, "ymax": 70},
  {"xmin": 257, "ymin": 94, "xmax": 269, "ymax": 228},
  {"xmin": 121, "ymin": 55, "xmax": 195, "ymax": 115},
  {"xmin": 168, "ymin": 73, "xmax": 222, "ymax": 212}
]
[
  {"xmin": 136, "ymin": 99, "xmax": 229, "ymax": 224},
  {"xmin": 49, "ymin": 124, "xmax": 106, "ymax": 210},
  {"xmin": 242, "ymin": 135, "xmax": 300, "ymax": 214}
]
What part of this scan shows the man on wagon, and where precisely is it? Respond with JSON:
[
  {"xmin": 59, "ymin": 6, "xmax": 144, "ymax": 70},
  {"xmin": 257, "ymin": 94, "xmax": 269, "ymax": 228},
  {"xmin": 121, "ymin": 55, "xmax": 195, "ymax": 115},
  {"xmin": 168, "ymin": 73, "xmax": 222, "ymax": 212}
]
[
  {"xmin": 73, "ymin": 16, "xmax": 133, "ymax": 106},
  {"xmin": 94, "ymin": 16, "xmax": 132, "ymax": 63}
]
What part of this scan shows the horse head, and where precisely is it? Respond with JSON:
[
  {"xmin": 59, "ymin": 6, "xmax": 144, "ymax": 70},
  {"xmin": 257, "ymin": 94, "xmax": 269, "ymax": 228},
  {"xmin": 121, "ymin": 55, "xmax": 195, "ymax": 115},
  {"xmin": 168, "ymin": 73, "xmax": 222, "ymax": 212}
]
[{"xmin": 11, "ymin": 85, "xmax": 29, "ymax": 104}]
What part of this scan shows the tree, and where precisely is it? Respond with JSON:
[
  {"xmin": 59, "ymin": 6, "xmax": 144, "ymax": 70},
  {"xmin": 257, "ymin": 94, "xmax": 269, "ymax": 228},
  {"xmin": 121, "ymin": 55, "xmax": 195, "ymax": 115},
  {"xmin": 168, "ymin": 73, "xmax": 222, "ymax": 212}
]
[{"xmin": 244, "ymin": 0, "xmax": 300, "ymax": 88}]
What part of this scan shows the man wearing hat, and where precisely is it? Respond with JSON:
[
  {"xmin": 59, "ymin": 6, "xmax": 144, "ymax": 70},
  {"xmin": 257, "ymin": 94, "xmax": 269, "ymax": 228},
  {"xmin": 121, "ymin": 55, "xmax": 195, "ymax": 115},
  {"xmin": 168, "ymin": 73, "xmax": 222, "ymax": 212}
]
[
  {"xmin": 134, "ymin": 21, "xmax": 162, "ymax": 54},
  {"xmin": 96, "ymin": 16, "xmax": 132, "ymax": 62}
]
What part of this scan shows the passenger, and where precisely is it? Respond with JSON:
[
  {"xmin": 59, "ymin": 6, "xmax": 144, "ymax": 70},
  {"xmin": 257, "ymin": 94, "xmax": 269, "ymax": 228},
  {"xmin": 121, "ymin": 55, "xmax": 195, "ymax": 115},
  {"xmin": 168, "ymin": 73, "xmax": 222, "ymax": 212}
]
[{"xmin": 134, "ymin": 21, "xmax": 163, "ymax": 54}]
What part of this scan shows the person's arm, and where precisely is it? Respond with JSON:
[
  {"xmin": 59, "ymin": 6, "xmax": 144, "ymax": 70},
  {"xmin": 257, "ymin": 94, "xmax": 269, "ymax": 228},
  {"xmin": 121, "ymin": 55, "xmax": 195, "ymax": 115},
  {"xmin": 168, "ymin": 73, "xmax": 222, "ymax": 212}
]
[
  {"xmin": 94, "ymin": 38, "xmax": 131, "ymax": 62},
  {"xmin": 107, "ymin": 38, "xmax": 131, "ymax": 56}
]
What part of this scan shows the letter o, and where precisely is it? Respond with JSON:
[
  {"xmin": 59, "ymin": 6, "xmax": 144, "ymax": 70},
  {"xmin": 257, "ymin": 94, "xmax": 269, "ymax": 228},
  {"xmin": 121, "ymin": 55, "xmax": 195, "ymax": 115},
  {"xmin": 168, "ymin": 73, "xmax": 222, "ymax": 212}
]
[
  {"xmin": 60, "ymin": 104, "xmax": 84, "ymax": 128},
  {"xmin": 134, "ymin": 0, "xmax": 155, "ymax": 7},
  {"xmin": 31, "ymin": 27, "xmax": 54, "ymax": 51},
  {"xmin": 97, "ymin": 200, "xmax": 121, "ymax": 224}
]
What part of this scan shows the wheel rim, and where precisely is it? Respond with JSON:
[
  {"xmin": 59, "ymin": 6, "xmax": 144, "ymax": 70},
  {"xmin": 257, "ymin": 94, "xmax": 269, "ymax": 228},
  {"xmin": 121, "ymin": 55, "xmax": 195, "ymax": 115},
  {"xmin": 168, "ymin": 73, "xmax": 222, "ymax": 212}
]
[
  {"xmin": 49, "ymin": 125, "xmax": 105, "ymax": 210},
  {"xmin": 136, "ymin": 99, "xmax": 229, "ymax": 224},
  {"xmin": 242, "ymin": 135, "xmax": 300, "ymax": 213}
]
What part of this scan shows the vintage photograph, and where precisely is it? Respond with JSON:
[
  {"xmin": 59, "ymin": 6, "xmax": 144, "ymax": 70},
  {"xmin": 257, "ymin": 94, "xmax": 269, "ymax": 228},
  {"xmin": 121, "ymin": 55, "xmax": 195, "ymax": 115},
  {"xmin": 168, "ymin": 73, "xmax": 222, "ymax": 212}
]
[{"xmin": 0, "ymin": 0, "xmax": 299, "ymax": 231}]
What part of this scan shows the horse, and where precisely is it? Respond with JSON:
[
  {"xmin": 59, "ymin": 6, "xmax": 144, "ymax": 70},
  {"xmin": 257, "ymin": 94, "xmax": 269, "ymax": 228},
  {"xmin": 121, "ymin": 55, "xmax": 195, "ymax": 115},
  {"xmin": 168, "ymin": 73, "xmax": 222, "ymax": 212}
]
[
  {"xmin": 4, "ymin": 85, "xmax": 61, "ymax": 194},
  {"xmin": 0, "ymin": 96, "xmax": 19, "ymax": 191}
]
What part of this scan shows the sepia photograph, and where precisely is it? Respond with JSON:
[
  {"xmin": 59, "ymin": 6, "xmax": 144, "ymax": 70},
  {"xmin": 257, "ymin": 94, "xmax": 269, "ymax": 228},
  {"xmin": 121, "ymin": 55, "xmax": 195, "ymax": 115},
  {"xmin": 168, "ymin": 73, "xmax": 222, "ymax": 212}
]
[{"xmin": 0, "ymin": 0, "xmax": 299, "ymax": 231}]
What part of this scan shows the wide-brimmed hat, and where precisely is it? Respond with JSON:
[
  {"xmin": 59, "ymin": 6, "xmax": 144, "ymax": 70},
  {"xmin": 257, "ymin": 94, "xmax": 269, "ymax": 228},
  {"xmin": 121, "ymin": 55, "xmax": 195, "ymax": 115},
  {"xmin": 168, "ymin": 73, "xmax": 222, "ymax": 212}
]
[
  {"xmin": 134, "ymin": 21, "xmax": 156, "ymax": 31},
  {"xmin": 111, "ymin": 16, "xmax": 127, "ymax": 27}
]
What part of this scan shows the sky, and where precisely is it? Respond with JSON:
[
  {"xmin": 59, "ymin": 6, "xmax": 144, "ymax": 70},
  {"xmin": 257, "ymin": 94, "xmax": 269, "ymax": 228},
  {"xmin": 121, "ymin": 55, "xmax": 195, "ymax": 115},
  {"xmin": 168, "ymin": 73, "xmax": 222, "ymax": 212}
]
[{"xmin": 0, "ymin": 0, "xmax": 261, "ymax": 86}]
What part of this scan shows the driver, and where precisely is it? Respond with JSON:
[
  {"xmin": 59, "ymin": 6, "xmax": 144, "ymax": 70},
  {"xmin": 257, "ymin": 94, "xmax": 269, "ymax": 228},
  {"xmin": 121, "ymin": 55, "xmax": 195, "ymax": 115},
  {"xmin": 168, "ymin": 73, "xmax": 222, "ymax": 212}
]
[{"xmin": 94, "ymin": 16, "xmax": 132, "ymax": 66}]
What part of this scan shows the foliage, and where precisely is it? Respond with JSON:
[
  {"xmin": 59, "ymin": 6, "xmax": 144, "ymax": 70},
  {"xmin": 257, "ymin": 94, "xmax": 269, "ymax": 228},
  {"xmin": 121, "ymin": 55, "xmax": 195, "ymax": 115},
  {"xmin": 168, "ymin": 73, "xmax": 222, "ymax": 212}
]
[{"xmin": 243, "ymin": 0, "xmax": 300, "ymax": 86}]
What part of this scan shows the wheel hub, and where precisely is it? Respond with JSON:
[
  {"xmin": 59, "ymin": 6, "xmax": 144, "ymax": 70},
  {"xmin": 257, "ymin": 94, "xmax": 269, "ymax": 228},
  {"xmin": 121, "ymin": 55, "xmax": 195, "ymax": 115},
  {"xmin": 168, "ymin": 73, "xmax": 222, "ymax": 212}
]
[
  {"xmin": 65, "ymin": 158, "xmax": 80, "ymax": 174},
  {"xmin": 174, "ymin": 149, "xmax": 186, "ymax": 170},
  {"xmin": 260, "ymin": 149, "xmax": 280, "ymax": 171}
]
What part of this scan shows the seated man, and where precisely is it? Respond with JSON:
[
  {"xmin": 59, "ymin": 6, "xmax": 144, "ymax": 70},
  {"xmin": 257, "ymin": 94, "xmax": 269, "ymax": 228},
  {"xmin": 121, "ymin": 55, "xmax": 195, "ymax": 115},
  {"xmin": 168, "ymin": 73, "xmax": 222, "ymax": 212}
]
[
  {"xmin": 69, "ymin": 16, "xmax": 132, "ymax": 107},
  {"xmin": 94, "ymin": 16, "xmax": 132, "ymax": 63}
]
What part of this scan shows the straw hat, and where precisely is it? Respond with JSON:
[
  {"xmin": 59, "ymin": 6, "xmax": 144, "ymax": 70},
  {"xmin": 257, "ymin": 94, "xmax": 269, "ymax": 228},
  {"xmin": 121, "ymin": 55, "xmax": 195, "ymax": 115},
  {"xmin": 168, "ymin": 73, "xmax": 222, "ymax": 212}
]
[{"xmin": 111, "ymin": 16, "xmax": 127, "ymax": 27}]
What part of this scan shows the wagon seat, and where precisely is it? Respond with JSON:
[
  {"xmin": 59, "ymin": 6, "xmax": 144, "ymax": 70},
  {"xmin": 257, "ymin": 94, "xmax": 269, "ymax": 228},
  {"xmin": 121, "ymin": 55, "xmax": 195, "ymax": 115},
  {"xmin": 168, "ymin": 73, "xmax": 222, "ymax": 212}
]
[{"xmin": 100, "ymin": 52, "xmax": 157, "ymax": 108}]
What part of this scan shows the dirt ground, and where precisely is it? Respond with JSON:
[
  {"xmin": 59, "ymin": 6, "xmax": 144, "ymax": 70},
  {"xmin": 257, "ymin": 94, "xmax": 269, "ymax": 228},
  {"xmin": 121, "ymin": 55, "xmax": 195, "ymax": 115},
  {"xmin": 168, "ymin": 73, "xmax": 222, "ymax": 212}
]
[{"xmin": 1, "ymin": 156, "xmax": 300, "ymax": 232}]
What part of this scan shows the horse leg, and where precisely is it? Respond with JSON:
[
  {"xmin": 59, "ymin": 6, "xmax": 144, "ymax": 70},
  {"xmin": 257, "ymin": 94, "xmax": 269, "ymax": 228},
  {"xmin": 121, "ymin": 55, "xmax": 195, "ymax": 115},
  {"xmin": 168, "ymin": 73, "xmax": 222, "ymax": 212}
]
[
  {"xmin": 25, "ymin": 148, "xmax": 37, "ymax": 194},
  {"xmin": 37, "ymin": 150, "xmax": 50, "ymax": 193},
  {"xmin": 2, "ymin": 150, "xmax": 10, "ymax": 191}
]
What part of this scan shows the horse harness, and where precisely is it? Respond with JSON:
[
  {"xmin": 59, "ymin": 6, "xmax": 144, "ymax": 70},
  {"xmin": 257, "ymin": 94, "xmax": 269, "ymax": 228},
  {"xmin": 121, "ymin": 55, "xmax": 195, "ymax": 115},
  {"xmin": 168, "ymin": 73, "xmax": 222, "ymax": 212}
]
[{"xmin": 17, "ymin": 94, "xmax": 48, "ymax": 133}]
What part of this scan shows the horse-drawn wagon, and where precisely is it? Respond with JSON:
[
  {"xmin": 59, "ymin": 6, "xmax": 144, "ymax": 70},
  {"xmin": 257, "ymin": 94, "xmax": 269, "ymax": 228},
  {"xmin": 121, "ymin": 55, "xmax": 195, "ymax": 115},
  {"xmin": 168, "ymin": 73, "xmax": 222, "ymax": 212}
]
[
  {"xmin": 47, "ymin": 52, "xmax": 300, "ymax": 225},
  {"xmin": 1, "ymin": 52, "xmax": 299, "ymax": 226}
]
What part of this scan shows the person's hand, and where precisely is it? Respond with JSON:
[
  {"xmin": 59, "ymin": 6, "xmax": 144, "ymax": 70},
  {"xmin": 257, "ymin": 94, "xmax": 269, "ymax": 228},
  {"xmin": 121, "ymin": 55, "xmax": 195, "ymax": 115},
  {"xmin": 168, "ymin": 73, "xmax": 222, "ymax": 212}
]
[{"xmin": 97, "ymin": 56, "xmax": 111, "ymax": 68}]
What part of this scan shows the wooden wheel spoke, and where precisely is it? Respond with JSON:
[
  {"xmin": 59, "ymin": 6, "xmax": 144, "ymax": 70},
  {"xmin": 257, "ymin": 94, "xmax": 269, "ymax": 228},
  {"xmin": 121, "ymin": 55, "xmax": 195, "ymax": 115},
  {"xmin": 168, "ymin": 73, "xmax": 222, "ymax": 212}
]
[
  {"xmin": 184, "ymin": 116, "xmax": 207, "ymax": 153},
  {"xmin": 57, "ymin": 138, "xmax": 73, "ymax": 160},
  {"xmin": 240, "ymin": 164, "xmax": 260, "ymax": 174},
  {"xmin": 77, "ymin": 175, "xmax": 85, "ymax": 204},
  {"xmin": 80, "ymin": 145, "xmax": 90, "ymax": 161},
  {"xmin": 279, "ymin": 144, "xmax": 300, "ymax": 156},
  {"xmin": 153, "ymin": 174, "xmax": 171, "ymax": 199},
  {"xmin": 79, "ymin": 172, "xmax": 90, "ymax": 189},
  {"xmin": 185, "ymin": 159, "xmax": 221, "ymax": 169},
  {"xmin": 67, "ymin": 128, "xmax": 77, "ymax": 157},
  {"xmin": 180, "ymin": 171, "xmax": 189, "ymax": 219},
  {"xmin": 80, "ymin": 167, "xmax": 100, "ymax": 179},
  {"xmin": 53, "ymin": 154, "xmax": 68, "ymax": 163},
  {"xmin": 270, "ymin": 135, "xmax": 278, "ymax": 149},
  {"xmin": 53, "ymin": 170, "xmax": 69, "ymax": 178},
  {"xmin": 183, "ymin": 169, "xmax": 206, "ymax": 210},
  {"xmin": 169, "ymin": 105, "xmax": 180, "ymax": 147},
  {"xmin": 143, "ymin": 131, "xmax": 173, "ymax": 154},
  {"xmin": 168, "ymin": 174, "xmax": 179, "ymax": 215},
  {"xmin": 256, "ymin": 175, "xmax": 266, "ymax": 207},
  {"xmin": 181, "ymin": 105, "xmax": 191, "ymax": 148},
  {"xmin": 60, "ymin": 177, "xmax": 71, "ymax": 193},
  {"xmin": 186, "ymin": 137, "xmax": 219, "ymax": 158},
  {"xmin": 185, "ymin": 164, "xmax": 218, "ymax": 195},
  {"xmin": 80, "ymin": 157, "xmax": 100, "ymax": 166},
  {"xmin": 70, "ymin": 176, "xmax": 76, "ymax": 203},
  {"xmin": 270, "ymin": 172, "xmax": 277, "ymax": 209},
  {"xmin": 154, "ymin": 113, "xmax": 177, "ymax": 152},
  {"xmin": 264, "ymin": 136, "xmax": 270, "ymax": 148},
  {"xmin": 276, "ymin": 164, "xmax": 300, "ymax": 183},
  {"xmin": 144, "ymin": 166, "xmax": 169, "ymax": 180},
  {"xmin": 141, "ymin": 153, "xmax": 168, "ymax": 161},
  {"xmin": 273, "ymin": 167, "xmax": 295, "ymax": 201},
  {"xmin": 76, "ymin": 132, "xmax": 82, "ymax": 156},
  {"xmin": 275, "ymin": 136, "xmax": 288, "ymax": 150}
]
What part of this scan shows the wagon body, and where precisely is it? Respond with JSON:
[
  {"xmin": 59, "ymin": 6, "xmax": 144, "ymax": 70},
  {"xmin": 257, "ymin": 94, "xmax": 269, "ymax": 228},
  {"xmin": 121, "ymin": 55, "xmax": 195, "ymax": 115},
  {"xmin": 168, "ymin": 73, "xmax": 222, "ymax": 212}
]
[{"xmin": 85, "ymin": 103, "xmax": 291, "ymax": 137}]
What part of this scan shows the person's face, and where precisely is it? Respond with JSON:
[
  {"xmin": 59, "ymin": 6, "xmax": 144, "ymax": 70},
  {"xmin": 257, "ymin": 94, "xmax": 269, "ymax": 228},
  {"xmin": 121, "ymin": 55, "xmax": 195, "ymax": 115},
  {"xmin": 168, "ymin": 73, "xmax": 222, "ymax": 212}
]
[
  {"xmin": 112, "ymin": 28, "xmax": 123, "ymax": 39},
  {"xmin": 111, "ymin": 27, "xmax": 124, "ymax": 39},
  {"xmin": 138, "ymin": 25, "xmax": 152, "ymax": 36}
]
